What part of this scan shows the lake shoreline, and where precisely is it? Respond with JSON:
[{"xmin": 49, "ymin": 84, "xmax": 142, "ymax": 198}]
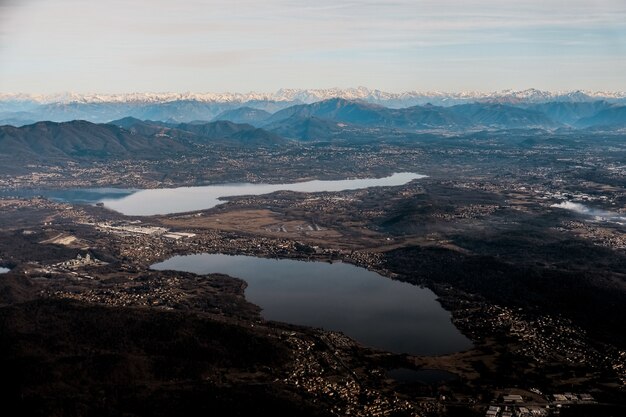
[
  {"xmin": 152, "ymin": 252, "xmax": 472, "ymax": 356},
  {"xmin": 1, "ymin": 172, "xmax": 426, "ymax": 216}
]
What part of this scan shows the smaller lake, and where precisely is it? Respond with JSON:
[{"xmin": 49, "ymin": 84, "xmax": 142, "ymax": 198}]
[
  {"xmin": 0, "ymin": 267, "xmax": 10, "ymax": 274},
  {"xmin": 0, "ymin": 172, "xmax": 425, "ymax": 216},
  {"xmin": 102, "ymin": 172, "xmax": 425, "ymax": 215},
  {"xmin": 152, "ymin": 254, "xmax": 472, "ymax": 356}
]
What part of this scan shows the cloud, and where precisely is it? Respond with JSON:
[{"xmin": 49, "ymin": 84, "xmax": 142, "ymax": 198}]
[
  {"xmin": 551, "ymin": 201, "xmax": 626, "ymax": 223},
  {"xmin": 1, "ymin": 0, "xmax": 625, "ymax": 92},
  {"xmin": 131, "ymin": 50, "xmax": 265, "ymax": 68}
]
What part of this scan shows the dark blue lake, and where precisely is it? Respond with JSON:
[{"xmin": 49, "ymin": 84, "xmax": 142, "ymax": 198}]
[{"xmin": 152, "ymin": 253, "xmax": 472, "ymax": 356}]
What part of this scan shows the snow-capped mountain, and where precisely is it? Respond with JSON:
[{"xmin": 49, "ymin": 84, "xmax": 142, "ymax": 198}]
[
  {"xmin": 1, "ymin": 88, "xmax": 626, "ymax": 127},
  {"xmin": 2, "ymin": 87, "xmax": 626, "ymax": 107}
]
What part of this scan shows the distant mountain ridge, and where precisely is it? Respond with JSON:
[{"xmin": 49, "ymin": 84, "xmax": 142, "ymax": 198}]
[
  {"xmin": 2, "ymin": 96, "xmax": 626, "ymax": 134},
  {"xmin": 260, "ymin": 98, "xmax": 623, "ymax": 138},
  {"xmin": 0, "ymin": 119, "xmax": 287, "ymax": 161},
  {"xmin": 3, "ymin": 88, "xmax": 626, "ymax": 128},
  {"xmin": 0, "ymin": 120, "xmax": 187, "ymax": 160},
  {"xmin": 108, "ymin": 118, "xmax": 287, "ymax": 146},
  {"xmin": 3, "ymin": 87, "xmax": 626, "ymax": 106},
  {"xmin": 212, "ymin": 107, "xmax": 272, "ymax": 125}
]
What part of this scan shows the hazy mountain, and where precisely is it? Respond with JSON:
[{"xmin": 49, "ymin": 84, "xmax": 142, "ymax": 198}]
[
  {"xmin": 3, "ymin": 88, "xmax": 626, "ymax": 126},
  {"xmin": 576, "ymin": 105, "xmax": 626, "ymax": 128},
  {"xmin": 171, "ymin": 121, "xmax": 287, "ymax": 146},
  {"xmin": 0, "ymin": 100, "xmax": 295, "ymax": 126},
  {"xmin": 448, "ymin": 103, "xmax": 559, "ymax": 129},
  {"xmin": 3, "ymin": 93, "xmax": 626, "ymax": 131},
  {"xmin": 0, "ymin": 118, "xmax": 288, "ymax": 162},
  {"xmin": 266, "ymin": 98, "xmax": 391, "ymax": 126},
  {"xmin": 0, "ymin": 115, "xmax": 37, "ymax": 127},
  {"xmin": 526, "ymin": 101, "xmax": 614, "ymax": 125},
  {"xmin": 108, "ymin": 117, "xmax": 175, "ymax": 137},
  {"xmin": 108, "ymin": 116, "xmax": 146, "ymax": 129},
  {"xmin": 109, "ymin": 118, "xmax": 287, "ymax": 146},
  {"xmin": 264, "ymin": 98, "xmax": 467, "ymax": 130},
  {"xmin": 0, "ymin": 121, "xmax": 187, "ymax": 160},
  {"xmin": 391, "ymin": 104, "xmax": 470, "ymax": 129},
  {"xmin": 132, "ymin": 101, "xmax": 288, "ymax": 123},
  {"xmin": 265, "ymin": 115, "xmax": 357, "ymax": 141},
  {"xmin": 266, "ymin": 99, "xmax": 558, "ymax": 131},
  {"xmin": 212, "ymin": 107, "xmax": 272, "ymax": 126},
  {"xmin": 3, "ymin": 88, "xmax": 626, "ymax": 107}
]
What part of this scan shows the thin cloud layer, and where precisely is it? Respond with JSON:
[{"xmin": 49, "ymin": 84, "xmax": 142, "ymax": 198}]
[{"xmin": 1, "ymin": 0, "xmax": 625, "ymax": 92}]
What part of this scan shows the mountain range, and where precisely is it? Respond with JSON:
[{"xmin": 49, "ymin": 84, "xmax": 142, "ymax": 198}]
[
  {"xmin": 3, "ymin": 87, "xmax": 626, "ymax": 106},
  {"xmin": 1, "ymin": 97, "xmax": 626, "ymax": 160},
  {"xmin": 2, "ymin": 88, "xmax": 626, "ymax": 126},
  {"xmin": 0, "ymin": 119, "xmax": 287, "ymax": 161},
  {"xmin": 260, "ymin": 99, "xmax": 625, "ymax": 137}
]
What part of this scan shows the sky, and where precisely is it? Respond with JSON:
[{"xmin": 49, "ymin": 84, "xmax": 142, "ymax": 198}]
[{"xmin": 1, "ymin": 0, "xmax": 625, "ymax": 93}]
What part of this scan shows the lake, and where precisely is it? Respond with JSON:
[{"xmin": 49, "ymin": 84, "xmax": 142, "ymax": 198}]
[
  {"xmin": 0, "ymin": 172, "xmax": 425, "ymax": 216},
  {"xmin": 151, "ymin": 253, "xmax": 472, "ymax": 356},
  {"xmin": 101, "ymin": 172, "xmax": 425, "ymax": 215},
  {"xmin": 0, "ymin": 172, "xmax": 426, "ymax": 216},
  {"xmin": 0, "ymin": 187, "xmax": 135, "ymax": 203}
]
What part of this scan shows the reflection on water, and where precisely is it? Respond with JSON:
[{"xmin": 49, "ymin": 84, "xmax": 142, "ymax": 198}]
[
  {"xmin": 0, "ymin": 173, "xmax": 425, "ymax": 216},
  {"xmin": 103, "ymin": 172, "xmax": 426, "ymax": 215},
  {"xmin": 152, "ymin": 253, "xmax": 472, "ymax": 356},
  {"xmin": 0, "ymin": 267, "xmax": 10, "ymax": 274}
]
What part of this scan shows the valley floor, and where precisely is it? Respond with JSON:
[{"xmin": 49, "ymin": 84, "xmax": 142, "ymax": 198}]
[{"xmin": 1, "ymin": 134, "xmax": 625, "ymax": 416}]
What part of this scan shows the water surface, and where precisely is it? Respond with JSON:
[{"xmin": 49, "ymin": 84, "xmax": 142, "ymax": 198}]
[
  {"xmin": 152, "ymin": 253, "xmax": 471, "ymax": 355},
  {"xmin": 0, "ymin": 187, "xmax": 134, "ymax": 203},
  {"xmin": 103, "ymin": 172, "xmax": 425, "ymax": 215},
  {"xmin": 0, "ymin": 173, "xmax": 424, "ymax": 216},
  {"xmin": 0, "ymin": 267, "xmax": 10, "ymax": 274}
]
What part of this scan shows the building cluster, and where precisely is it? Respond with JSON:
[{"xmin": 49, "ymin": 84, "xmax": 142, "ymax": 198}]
[
  {"xmin": 95, "ymin": 222, "xmax": 169, "ymax": 236},
  {"xmin": 483, "ymin": 391, "xmax": 596, "ymax": 417},
  {"xmin": 450, "ymin": 300, "xmax": 625, "ymax": 388},
  {"xmin": 557, "ymin": 220, "xmax": 626, "ymax": 251},
  {"xmin": 431, "ymin": 204, "xmax": 502, "ymax": 221},
  {"xmin": 551, "ymin": 392, "xmax": 595, "ymax": 404},
  {"xmin": 53, "ymin": 253, "xmax": 107, "ymax": 270},
  {"xmin": 485, "ymin": 404, "xmax": 548, "ymax": 417},
  {"xmin": 281, "ymin": 333, "xmax": 418, "ymax": 417},
  {"xmin": 47, "ymin": 275, "xmax": 185, "ymax": 309}
]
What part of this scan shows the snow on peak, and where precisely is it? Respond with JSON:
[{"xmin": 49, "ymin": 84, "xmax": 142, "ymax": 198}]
[{"xmin": 1, "ymin": 88, "xmax": 626, "ymax": 105}]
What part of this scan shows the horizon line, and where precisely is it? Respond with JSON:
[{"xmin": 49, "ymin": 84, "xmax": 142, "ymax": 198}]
[{"xmin": 2, "ymin": 87, "xmax": 626, "ymax": 99}]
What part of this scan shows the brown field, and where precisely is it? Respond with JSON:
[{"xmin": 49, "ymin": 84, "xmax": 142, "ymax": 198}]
[{"xmin": 158, "ymin": 208, "xmax": 391, "ymax": 249}]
